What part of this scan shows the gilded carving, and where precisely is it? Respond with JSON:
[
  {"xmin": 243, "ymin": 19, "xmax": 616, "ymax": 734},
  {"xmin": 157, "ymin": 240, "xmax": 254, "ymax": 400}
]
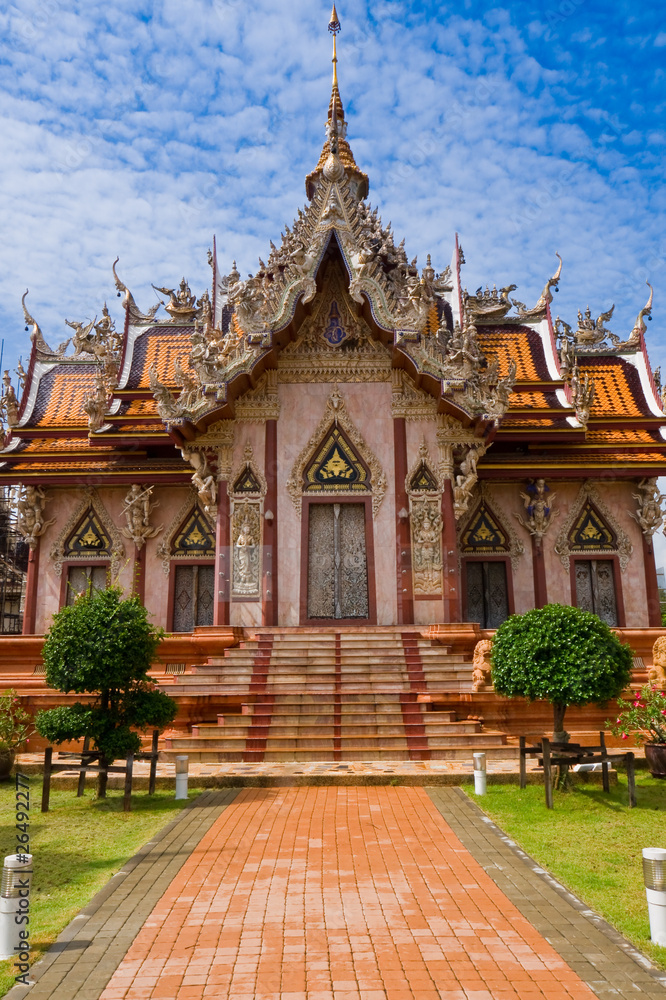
[
  {"xmin": 230, "ymin": 443, "xmax": 267, "ymax": 498},
  {"xmin": 391, "ymin": 370, "xmax": 438, "ymax": 420},
  {"xmin": 49, "ymin": 487, "xmax": 125, "ymax": 578},
  {"xmin": 231, "ymin": 500, "xmax": 262, "ymax": 598},
  {"xmin": 405, "ymin": 440, "xmax": 443, "ymax": 496},
  {"xmin": 554, "ymin": 480, "xmax": 632, "ymax": 572},
  {"xmin": 286, "ymin": 387, "xmax": 386, "ymax": 518},
  {"xmin": 157, "ymin": 487, "xmax": 211, "ymax": 575},
  {"xmin": 235, "ymin": 371, "xmax": 281, "ymax": 421},
  {"xmin": 457, "ymin": 483, "xmax": 524, "ymax": 571}
]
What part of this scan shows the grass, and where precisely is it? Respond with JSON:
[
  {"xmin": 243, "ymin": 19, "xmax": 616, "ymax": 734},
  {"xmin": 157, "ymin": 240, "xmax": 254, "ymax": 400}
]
[
  {"xmin": 467, "ymin": 770, "xmax": 666, "ymax": 969},
  {"xmin": 0, "ymin": 775, "xmax": 203, "ymax": 997}
]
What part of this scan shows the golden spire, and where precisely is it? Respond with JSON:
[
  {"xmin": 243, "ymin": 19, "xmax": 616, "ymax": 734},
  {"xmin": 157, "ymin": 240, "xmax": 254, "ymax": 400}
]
[
  {"xmin": 327, "ymin": 4, "xmax": 345, "ymax": 125},
  {"xmin": 305, "ymin": 4, "xmax": 368, "ymax": 200}
]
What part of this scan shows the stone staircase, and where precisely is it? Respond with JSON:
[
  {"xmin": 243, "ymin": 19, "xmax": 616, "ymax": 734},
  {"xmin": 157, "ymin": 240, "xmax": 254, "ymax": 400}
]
[{"xmin": 161, "ymin": 628, "xmax": 511, "ymax": 762}]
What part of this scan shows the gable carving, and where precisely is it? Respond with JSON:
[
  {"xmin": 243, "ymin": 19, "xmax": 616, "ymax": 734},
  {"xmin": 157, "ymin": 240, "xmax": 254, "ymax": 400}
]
[
  {"xmin": 457, "ymin": 483, "xmax": 524, "ymax": 570},
  {"xmin": 286, "ymin": 387, "xmax": 387, "ymax": 518},
  {"xmin": 50, "ymin": 487, "xmax": 125, "ymax": 577},
  {"xmin": 405, "ymin": 440, "xmax": 443, "ymax": 495},
  {"xmin": 555, "ymin": 480, "xmax": 632, "ymax": 571},
  {"xmin": 230, "ymin": 443, "xmax": 267, "ymax": 498},
  {"xmin": 157, "ymin": 488, "xmax": 215, "ymax": 575},
  {"xmin": 278, "ymin": 261, "xmax": 391, "ymax": 384}
]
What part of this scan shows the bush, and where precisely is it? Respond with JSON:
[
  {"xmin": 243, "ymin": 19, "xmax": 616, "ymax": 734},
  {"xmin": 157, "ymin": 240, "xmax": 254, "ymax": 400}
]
[
  {"xmin": 36, "ymin": 588, "xmax": 177, "ymax": 794},
  {"xmin": 491, "ymin": 603, "xmax": 633, "ymax": 739}
]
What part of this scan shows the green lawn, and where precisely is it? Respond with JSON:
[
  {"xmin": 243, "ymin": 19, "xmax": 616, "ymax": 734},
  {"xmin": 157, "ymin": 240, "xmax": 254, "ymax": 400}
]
[
  {"xmin": 467, "ymin": 772, "xmax": 666, "ymax": 968},
  {"xmin": 0, "ymin": 777, "xmax": 201, "ymax": 997}
]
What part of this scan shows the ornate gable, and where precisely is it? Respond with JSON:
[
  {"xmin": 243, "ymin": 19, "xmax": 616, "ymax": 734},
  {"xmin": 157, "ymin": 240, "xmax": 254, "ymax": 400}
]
[
  {"xmin": 555, "ymin": 480, "xmax": 632, "ymax": 571},
  {"xmin": 50, "ymin": 487, "xmax": 124, "ymax": 577},
  {"xmin": 286, "ymin": 386, "xmax": 386, "ymax": 518},
  {"xmin": 458, "ymin": 484, "xmax": 525, "ymax": 570}
]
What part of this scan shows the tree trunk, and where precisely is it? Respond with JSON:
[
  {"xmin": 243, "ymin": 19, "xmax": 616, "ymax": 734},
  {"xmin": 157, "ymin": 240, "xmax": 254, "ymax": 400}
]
[
  {"xmin": 97, "ymin": 753, "xmax": 109, "ymax": 799},
  {"xmin": 552, "ymin": 702, "xmax": 569, "ymax": 743}
]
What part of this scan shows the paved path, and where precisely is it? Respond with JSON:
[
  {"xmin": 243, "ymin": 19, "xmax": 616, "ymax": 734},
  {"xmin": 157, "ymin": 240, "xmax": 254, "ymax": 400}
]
[{"xmin": 10, "ymin": 787, "xmax": 666, "ymax": 1000}]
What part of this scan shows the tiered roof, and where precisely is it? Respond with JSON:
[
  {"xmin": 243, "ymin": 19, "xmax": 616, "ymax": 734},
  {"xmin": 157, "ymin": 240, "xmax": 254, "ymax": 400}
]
[{"xmin": 1, "ymin": 12, "xmax": 664, "ymax": 486}]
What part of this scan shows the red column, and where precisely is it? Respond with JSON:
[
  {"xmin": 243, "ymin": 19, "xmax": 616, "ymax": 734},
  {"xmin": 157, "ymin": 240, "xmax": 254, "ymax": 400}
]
[
  {"xmin": 532, "ymin": 537, "xmax": 548, "ymax": 609},
  {"xmin": 22, "ymin": 543, "xmax": 39, "ymax": 635},
  {"xmin": 393, "ymin": 417, "xmax": 414, "ymax": 625},
  {"xmin": 643, "ymin": 533, "xmax": 662, "ymax": 627},
  {"xmin": 263, "ymin": 420, "xmax": 278, "ymax": 626},
  {"xmin": 441, "ymin": 481, "xmax": 461, "ymax": 623},
  {"xmin": 214, "ymin": 484, "xmax": 230, "ymax": 626}
]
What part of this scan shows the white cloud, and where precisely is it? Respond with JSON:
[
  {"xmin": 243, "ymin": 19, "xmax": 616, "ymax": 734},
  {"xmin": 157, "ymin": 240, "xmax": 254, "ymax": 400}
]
[{"xmin": 0, "ymin": 0, "xmax": 663, "ymax": 383}]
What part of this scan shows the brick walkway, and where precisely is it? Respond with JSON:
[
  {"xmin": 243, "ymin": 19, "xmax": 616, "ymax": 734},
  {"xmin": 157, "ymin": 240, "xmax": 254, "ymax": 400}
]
[{"xmin": 12, "ymin": 787, "xmax": 666, "ymax": 1000}]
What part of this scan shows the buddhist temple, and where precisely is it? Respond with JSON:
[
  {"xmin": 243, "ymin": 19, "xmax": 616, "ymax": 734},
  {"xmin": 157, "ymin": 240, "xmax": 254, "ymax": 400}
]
[{"xmin": 0, "ymin": 8, "xmax": 664, "ymax": 755}]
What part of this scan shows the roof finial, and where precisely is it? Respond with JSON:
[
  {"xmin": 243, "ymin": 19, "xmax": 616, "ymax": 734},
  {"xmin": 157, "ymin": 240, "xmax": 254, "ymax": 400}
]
[
  {"xmin": 327, "ymin": 5, "xmax": 344, "ymax": 127},
  {"xmin": 329, "ymin": 4, "xmax": 341, "ymax": 89}
]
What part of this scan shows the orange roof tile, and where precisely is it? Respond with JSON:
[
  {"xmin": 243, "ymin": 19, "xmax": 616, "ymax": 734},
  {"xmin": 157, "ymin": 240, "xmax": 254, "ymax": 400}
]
[
  {"xmin": 30, "ymin": 367, "xmax": 96, "ymax": 428},
  {"xmin": 580, "ymin": 358, "xmax": 646, "ymax": 418},
  {"xmin": 477, "ymin": 327, "xmax": 549, "ymax": 381},
  {"xmin": 127, "ymin": 327, "xmax": 192, "ymax": 389}
]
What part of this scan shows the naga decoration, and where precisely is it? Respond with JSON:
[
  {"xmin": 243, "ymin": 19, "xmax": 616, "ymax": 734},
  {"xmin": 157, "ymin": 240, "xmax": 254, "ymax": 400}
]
[
  {"xmin": 113, "ymin": 259, "xmax": 162, "ymax": 325},
  {"xmin": 626, "ymin": 282, "xmax": 653, "ymax": 348},
  {"xmin": 12, "ymin": 485, "xmax": 55, "ymax": 549},
  {"xmin": 510, "ymin": 253, "xmax": 562, "ymax": 321},
  {"xmin": 514, "ymin": 479, "xmax": 559, "ymax": 544},
  {"xmin": 629, "ymin": 477, "xmax": 666, "ymax": 538},
  {"xmin": 120, "ymin": 485, "xmax": 164, "ymax": 549}
]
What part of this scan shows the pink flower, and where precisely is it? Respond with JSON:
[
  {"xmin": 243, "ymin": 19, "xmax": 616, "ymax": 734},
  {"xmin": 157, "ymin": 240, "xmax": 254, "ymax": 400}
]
[{"xmin": 622, "ymin": 734, "xmax": 628, "ymax": 739}]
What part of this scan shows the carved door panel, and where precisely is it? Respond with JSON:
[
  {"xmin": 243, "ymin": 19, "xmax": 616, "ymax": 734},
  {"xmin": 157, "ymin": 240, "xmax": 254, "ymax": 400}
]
[
  {"xmin": 307, "ymin": 503, "xmax": 368, "ymax": 619},
  {"xmin": 574, "ymin": 560, "xmax": 617, "ymax": 625},
  {"xmin": 465, "ymin": 561, "xmax": 508, "ymax": 629},
  {"xmin": 173, "ymin": 564, "xmax": 215, "ymax": 632}
]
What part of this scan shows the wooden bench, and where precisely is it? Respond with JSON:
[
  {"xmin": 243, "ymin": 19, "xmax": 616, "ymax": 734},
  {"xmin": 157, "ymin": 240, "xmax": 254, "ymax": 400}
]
[
  {"xmin": 519, "ymin": 732, "xmax": 636, "ymax": 809},
  {"xmin": 41, "ymin": 731, "xmax": 160, "ymax": 813}
]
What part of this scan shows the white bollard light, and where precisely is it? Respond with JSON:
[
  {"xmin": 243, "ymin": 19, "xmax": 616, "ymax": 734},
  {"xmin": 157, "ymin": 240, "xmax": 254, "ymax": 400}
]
[
  {"xmin": 175, "ymin": 755, "xmax": 189, "ymax": 800},
  {"xmin": 642, "ymin": 847, "xmax": 666, "ymax": 947},
  {"xmin": 0, "ymin": 854, "xmax": 33, "ymax": 962},
  {"xmin": 473, "ymin": 752, "xmax": 487, "ymax": 795}
]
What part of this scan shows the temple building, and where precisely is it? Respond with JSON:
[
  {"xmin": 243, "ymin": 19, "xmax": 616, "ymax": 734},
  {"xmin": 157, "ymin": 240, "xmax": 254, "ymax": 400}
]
[{"xmin": 2, "ymin": 8, "xmax": 665, "ymax": 646}]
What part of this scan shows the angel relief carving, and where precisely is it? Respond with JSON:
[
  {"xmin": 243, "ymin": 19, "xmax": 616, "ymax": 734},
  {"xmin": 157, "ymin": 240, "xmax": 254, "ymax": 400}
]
[
  {"xmin": 231, "ymin": 500, "xmax": 262, "ymax": 598},
  {"xmin": 410, "ymin": 495, "xmax": 443, "ymax": 596}
]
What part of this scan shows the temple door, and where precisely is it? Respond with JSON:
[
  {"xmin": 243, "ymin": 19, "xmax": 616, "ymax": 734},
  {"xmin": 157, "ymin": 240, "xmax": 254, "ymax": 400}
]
[
  {"xmin": 307, "ymin": 502, "xmax": 369, "ymax": 619},
  {"xmin": 573, "ymin": 560, "xmax": 618, "ymax": 625},
  {"xmin": 465, "ymin": 561, "xmax": 509, "ymax": 629}
]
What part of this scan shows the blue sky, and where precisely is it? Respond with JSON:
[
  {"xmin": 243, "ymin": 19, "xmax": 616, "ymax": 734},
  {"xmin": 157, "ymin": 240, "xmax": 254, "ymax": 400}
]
[{"xmin": 0, "ymin": 0, "xmax": 663, "ymax": 369}]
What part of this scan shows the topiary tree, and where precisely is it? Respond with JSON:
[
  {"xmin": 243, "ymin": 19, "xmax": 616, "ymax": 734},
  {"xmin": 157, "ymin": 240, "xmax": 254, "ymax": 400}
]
[
  {"xmin": 491, "ymin": 603, "xmax": 633, "ymax": 741},
  {"xmin": 36, "ymin": 587, "xmax": 177, "ymax": 796}
]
